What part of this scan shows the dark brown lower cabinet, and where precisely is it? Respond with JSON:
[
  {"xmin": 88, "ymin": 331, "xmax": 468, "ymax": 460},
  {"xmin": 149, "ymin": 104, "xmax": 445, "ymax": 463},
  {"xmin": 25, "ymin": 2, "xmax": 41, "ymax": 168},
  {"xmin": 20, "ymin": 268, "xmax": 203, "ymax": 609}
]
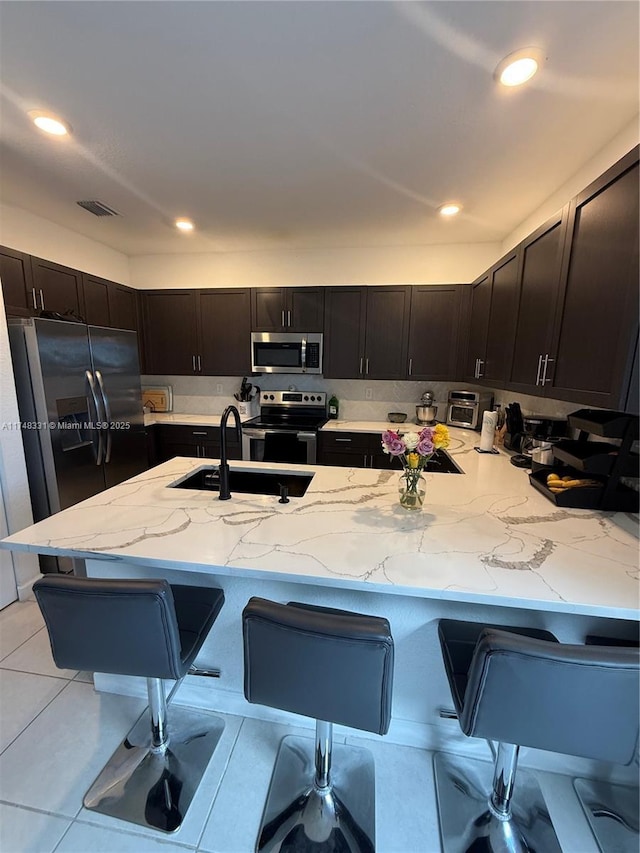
[
  {"xmin": 154, "ymin": 425, "xmax": 241, "ymax": 464},
  {"xmin": 318, "ymin": 431, "xmax": 401, "ymax": 469}
]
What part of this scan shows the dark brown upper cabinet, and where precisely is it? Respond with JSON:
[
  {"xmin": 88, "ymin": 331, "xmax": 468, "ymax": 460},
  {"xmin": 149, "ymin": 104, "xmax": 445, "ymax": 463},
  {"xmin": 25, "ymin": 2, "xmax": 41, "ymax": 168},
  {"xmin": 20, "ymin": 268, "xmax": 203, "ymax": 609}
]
[
  {"xmin": 141, "ymin": 288, "xmax": 252, "ymax": 376},
  {"xmin": 407, "ymin": 285, "xmax": 463, "ymax": 381},
  {"xmin": 505, "ymin": 208, "xmax": 569, "ymax": 396},
  {"xmin": 323, "ymin": 285, "xmax": 410, "ymax": 380},
  {"xmin": 463, "ymin": 274, "xmax": 491, "ymax": 382},
  {"xmin": 0, "ymin": 245, "xmax": 34, "ymax": 317},
  {"xmin": 108, "ymin": 283, "xmax": 139, "ymax": 331},
  {"xmin": 251, "ymin": 287, "xmax": 324, "ymax": 332},
  {"xmin": 545, "ymin": 148, "xmax": 639, "ymax": 410},
  {"xmin": 81, "ymin": 274, "xmax": 111, "ymax": 326},
  {"xmin": 463, "ymin": 251, "xmax": 520, "ymax": 387},
  {"xmin": 199, "ymin": 288, "xmax": 252, "ymax": 375},
  {"xmin": 323, "ymin": 287, "xmax": 367, "ymax": 378},
  {"xmin": 141, "ymin": 290, "xmax": 200, "ymax": 375},
  {"xmin": 30, "ymin": 257, "xmax": 83, "ymax": 317}
]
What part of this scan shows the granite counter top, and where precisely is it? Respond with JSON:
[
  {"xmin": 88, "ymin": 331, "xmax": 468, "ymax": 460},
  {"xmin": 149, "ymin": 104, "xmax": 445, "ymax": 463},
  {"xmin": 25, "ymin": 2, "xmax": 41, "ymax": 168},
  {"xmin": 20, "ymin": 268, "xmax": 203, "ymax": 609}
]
[{"xmin": 3, "ymin": 429, "xmax": 638, "ymax": 619}]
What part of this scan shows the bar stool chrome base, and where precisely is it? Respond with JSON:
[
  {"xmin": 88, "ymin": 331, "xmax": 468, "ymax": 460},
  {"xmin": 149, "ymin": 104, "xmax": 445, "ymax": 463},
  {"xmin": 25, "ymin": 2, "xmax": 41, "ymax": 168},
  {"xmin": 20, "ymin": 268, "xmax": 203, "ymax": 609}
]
[
  {"xmin": 257, "ymin": 735, "xmax": 375, "ymax": 853},
  {"xmin": 433, "ymin": 752, "xmax": 561, "ymax": 853},
  {"xmin": 574, "ymin": 778, "xmax": 639, "ymax": 853},
  {"xmin": 83, "ymin": 703, "xmax": 225, "ymax": 834}
]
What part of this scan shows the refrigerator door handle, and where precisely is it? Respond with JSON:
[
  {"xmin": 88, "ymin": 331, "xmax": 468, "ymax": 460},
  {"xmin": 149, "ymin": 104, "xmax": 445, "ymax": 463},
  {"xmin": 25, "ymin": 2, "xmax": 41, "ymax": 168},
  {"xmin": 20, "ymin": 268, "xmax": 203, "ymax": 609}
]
[
  {"xmin": 86, "ymin": 370, "xmax": 104, "ymax": 465},
  {"xmin": 94, "ymin": 370, "xmax": 113, "ymax": 464}
]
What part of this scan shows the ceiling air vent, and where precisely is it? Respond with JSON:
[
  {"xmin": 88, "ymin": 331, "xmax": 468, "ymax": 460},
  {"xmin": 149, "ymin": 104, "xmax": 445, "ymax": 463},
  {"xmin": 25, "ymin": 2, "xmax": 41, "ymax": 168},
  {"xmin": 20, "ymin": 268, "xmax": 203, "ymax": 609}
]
[{"xmin": 76, "ymin": 200, "xmax": 119, "ymax": 217}]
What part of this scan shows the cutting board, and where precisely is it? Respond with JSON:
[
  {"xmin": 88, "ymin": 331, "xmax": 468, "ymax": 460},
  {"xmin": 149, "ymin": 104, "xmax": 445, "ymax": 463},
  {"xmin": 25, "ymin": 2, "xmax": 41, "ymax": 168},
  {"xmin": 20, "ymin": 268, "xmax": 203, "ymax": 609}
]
[{"xmin": 142, "ymin": 386, "xmax": 173, "ymax": 413}]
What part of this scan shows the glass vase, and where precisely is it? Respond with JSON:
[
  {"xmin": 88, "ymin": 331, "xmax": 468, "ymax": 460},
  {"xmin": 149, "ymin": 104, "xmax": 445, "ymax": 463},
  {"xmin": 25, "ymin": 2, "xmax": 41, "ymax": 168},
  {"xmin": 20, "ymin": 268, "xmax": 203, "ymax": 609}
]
[{"xmin": 398, "ymin": 467, "xmax": 426, "ymax": 510}]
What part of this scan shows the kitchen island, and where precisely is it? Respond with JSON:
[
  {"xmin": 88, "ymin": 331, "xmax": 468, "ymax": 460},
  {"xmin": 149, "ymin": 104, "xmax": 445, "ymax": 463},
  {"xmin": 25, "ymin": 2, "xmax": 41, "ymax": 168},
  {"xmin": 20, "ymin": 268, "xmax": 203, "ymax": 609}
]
[{"xmin": 2, "ymin": 427, "xmax": 638, "ymax": 767}]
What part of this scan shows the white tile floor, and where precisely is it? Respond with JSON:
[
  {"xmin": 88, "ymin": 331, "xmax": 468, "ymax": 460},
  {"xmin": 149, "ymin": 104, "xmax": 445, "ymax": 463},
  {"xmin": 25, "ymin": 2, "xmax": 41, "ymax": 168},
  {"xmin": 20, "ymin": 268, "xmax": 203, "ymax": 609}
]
[{"xmin": 0, "ymin": 598, "xmax": 631, "ymax": 853}]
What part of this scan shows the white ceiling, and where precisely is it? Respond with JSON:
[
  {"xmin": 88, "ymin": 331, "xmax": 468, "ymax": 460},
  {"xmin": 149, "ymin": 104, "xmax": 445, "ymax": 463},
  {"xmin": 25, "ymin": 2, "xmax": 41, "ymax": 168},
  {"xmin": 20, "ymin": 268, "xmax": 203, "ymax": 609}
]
[{"xmin": 0, "ymin": 1, "xmax": 637, "ymax": 257}]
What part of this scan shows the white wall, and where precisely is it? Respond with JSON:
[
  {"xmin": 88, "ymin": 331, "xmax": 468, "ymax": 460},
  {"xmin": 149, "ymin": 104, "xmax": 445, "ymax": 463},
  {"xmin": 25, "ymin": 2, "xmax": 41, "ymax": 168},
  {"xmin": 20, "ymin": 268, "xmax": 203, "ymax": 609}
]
[
  {"xmin": 0, "ymin": 295, "xmax": 39, "ymax": 600},
  {"xmin": 502, "ymin": 117, "xmax": 639, "ymax": 253},
  {"xmin": 129, "ymin": 242, "xmax": 501, "ymax": 290},
  {"xmin": 0, "ymin": 202, "xmax": 130, "ymax": 284}
]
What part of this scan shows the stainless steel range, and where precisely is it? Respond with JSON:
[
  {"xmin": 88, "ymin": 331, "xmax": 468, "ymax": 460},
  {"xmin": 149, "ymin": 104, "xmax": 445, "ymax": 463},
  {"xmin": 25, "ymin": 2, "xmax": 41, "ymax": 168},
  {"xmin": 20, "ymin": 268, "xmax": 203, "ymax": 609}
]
[{"xmin": 242, "ymin": 391, "xmax": 327, "ymax": 465}]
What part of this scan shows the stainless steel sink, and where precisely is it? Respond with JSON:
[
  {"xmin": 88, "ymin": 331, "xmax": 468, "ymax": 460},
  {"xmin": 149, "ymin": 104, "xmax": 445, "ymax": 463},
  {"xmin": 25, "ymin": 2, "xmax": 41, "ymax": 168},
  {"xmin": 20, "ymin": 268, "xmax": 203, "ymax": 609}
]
[{"xmin": 170, "ymin": 467, "xmax": 314, "ymax": 497}]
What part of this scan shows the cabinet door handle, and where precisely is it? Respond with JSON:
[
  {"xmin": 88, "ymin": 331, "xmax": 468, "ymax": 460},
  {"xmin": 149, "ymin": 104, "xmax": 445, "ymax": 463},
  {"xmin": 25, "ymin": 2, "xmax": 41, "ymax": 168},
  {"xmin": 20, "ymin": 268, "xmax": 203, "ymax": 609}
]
[
  {"xmin": 408, "ymin": 357, "xmax": 413, "ymax": 376},
  {"xmin": 281, "ymin": 310, "xmax": 285, "ymax": 327},
  {"xmin": 535, "ymin": 354, "xmax": 544, "ymax": 386},
  {"xmin": 192, "ymin": 431, "xmax": 207, "ymax": 436},
  {"xmin": 197, "ymin": 354, "xmax": 202, "ymax": 372},
  {"xmin": 39, "ymin": 289, "xmax": 45, "ymax": 310},
  {"xmin": 542, "ymin": 355, "xmax": 555, "ymax": 385},
  {"xmin": 474, "ymin": 358, "xmax": 479, "ymax": 378},
  {"xmin": 31, "ymin": 288, "xmax": 38, "ymax": 310},
  {"xmin": 477, "ymin": 359, "xmax": 484, "ymax": 378},
  {"xmin": 365, "ymin": 358, "xmax": 369, "ymax": 375},
  {"xmin": 335, "ymin": 438, "xmax": 352, "ymax": 443},
  {"xmin": 287, "ymin": 310, "xmax": 291, "ymax": 327},
  {"xmin": 359, "ymin": 357, "xmax": 363, "ymax": 375},
  {"xmin": 364, "ymin": 454, "xmax": 368, "ymax": 467}
]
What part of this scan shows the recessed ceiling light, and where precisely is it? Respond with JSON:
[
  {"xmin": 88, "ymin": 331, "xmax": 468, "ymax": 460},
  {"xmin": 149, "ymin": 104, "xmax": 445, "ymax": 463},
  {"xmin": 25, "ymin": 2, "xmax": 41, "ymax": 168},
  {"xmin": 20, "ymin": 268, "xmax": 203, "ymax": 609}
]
[
  {"xmin": 495, "ymin": 48, "xmax": 542, "ymax": 87},
  {"xmin": 28, "ymin": 110, "xmax": 71, "ymax": 137},
  {"xmin": 438, "ymin": 203, "xmax": 462, "ymax": 217},
  {"xmin": 175, "ymin": 219, "xmax": 194, "ymax": 232}
]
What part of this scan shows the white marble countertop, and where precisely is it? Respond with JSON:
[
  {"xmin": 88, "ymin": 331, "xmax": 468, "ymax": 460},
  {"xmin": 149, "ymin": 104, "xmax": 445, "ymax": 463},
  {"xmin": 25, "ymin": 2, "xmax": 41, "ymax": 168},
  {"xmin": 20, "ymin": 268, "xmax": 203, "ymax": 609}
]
[
  {"xmin": 3, "ymin": 428, "xmax": 638, "ymax": 619},
  {"xmin": 321, "ymin": 418, "xmax": 431, "ymax": 432},
  {"xmin": 144, "ymin": 413, "xmax": 436, "ymax": 432},
  {"xmin": 144, "ymin": 412, "xmax": 254, "ymax": 427}
]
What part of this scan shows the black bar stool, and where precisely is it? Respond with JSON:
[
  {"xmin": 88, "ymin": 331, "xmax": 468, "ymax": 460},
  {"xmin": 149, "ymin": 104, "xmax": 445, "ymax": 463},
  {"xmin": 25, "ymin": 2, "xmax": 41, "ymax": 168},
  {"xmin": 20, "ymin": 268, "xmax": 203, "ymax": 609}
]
[
  {"xmin": 242, "ymin": 597, "xmax": 395, "ymax": 852},
  {"xmin": 34, "ymin": 575, "xmax": 225, "ymax": 833},
  {"xmin": 573, "ymin": 633, "xmax": 640, "ymax": 853},
  {"xmin": 435, "ymin": 619, "xmax": 640, "ymax": 853}
]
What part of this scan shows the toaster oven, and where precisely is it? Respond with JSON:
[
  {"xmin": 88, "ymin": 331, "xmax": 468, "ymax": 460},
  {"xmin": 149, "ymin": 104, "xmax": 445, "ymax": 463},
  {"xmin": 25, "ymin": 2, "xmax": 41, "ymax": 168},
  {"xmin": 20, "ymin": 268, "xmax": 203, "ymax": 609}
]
[{"xmin": 446, "ymin": 390, "xmax": 494, "ymax": 430}]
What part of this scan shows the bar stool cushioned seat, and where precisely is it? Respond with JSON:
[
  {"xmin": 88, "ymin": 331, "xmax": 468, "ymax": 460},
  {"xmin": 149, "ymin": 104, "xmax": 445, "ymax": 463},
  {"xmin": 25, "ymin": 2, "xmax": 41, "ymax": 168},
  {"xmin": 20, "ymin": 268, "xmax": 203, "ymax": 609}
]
[
  {"xmin": 435, "ymin": 619, "xmax": 640, "ymax": 853},
  {"xmin": 243, "ymin": 597, "xmax": 394, "ymax": 852},
  {"xmin": 34, "ymin": 575, "xmax": 225, "ymax": 834}
]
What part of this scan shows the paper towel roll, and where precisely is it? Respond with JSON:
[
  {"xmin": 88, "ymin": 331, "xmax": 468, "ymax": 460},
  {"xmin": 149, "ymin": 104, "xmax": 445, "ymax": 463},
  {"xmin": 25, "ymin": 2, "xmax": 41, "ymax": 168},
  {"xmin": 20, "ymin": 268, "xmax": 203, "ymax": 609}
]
[{"xmin": 479, "ymin": 410, "xmax": 498, "ymax": 452}]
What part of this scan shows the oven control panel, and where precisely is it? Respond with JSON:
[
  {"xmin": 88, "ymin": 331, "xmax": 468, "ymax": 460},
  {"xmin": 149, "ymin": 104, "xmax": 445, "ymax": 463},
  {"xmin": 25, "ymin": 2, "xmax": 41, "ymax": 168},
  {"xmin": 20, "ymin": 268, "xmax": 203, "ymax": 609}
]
[{"xmin": 261, "ymin": 391, "xmax": 327, "ymax": 407}]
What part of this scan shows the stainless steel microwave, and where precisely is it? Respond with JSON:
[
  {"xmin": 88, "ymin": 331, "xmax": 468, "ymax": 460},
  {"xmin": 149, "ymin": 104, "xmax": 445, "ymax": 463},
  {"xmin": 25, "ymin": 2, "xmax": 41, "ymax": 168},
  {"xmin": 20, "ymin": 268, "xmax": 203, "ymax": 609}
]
[{"xmin": 250, "ymin": 332, "xmax": 323, "ymax": 374}]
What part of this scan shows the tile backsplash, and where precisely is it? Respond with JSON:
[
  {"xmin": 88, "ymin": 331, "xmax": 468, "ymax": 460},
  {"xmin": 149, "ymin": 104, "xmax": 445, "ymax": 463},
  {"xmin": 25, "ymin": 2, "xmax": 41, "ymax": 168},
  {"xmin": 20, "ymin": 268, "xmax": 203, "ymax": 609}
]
[{"xmin": 142, "ymin": 374, "xmax": 581, "ymax": 423}]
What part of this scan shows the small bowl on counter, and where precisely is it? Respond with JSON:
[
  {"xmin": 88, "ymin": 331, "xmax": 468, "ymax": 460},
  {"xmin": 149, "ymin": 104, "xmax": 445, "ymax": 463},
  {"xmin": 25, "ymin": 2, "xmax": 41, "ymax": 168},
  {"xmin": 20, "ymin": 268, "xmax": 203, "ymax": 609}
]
[{"xmin": 387, "ymin": 412, "xmax": 407, "ymax": 424}]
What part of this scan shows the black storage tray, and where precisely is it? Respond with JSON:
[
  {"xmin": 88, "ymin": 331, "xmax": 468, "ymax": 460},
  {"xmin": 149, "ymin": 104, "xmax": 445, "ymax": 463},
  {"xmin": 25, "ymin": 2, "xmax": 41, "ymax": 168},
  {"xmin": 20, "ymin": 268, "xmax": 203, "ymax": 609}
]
[
  {"xmin": 552, "ymin": 440, "xmax": 623, "ymax": 475},
  {"xmin": 529, "ymin": 468, "xmax": 604, "ymax": 509},
  {"xmin": 567, "ymin": 409, "xmax": 639, "ymax": 439},
  {"xmin": 530, "ymin": 468, "xmax": 639, "ymax": 511}
]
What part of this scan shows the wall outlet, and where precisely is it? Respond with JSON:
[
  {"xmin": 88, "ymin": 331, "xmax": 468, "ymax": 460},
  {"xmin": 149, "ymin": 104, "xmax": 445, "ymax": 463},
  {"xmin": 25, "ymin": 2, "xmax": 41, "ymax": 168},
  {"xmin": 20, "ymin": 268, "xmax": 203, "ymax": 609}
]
[
  {"xmin": 365, "ymin": 387, "xmax": 373, "ymax": 400},
  {"xmin": 216, "ymin": 384, "xmax": 223, "ymax": 395}
]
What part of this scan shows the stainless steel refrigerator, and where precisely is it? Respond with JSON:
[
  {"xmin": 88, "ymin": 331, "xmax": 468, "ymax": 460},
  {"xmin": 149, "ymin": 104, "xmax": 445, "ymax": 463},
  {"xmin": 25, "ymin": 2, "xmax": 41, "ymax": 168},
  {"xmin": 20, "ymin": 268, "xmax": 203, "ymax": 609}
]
[{"xmin": 8, "ymin": 318, "xmax": 148, "ymax": 571}]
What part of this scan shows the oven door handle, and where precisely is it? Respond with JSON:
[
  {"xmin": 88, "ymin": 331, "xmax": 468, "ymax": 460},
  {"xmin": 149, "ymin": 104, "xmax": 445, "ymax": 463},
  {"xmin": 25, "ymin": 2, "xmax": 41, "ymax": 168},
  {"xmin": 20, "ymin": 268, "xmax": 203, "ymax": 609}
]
[
  {"xmin": 242, "ymin": 429, "xmax": 267, "ymax": 439},
  {"xmin": 296, "ymin": 432, "xmax": 316, "ymax": 442}
]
